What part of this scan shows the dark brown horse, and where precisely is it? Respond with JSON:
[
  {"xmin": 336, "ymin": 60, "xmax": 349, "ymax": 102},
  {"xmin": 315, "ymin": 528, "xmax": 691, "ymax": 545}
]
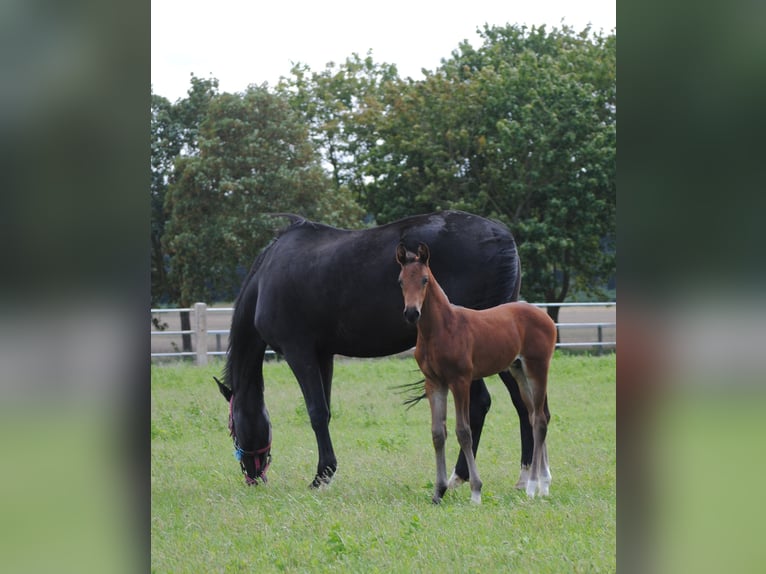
[{"xmin": 396, "ymin": 243, "xmax": 557, "ymax": 504}]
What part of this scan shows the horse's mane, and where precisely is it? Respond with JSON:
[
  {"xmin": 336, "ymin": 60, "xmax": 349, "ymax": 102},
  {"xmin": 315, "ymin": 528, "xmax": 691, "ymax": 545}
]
[
  {"xmin": 221, "ymin": 214, "xmax": 322, "ymax": 395},
  {"xmin": 267, "ymin": 213, "xmax": 332, "ymax": 237},
  {"xmin": 268, "ymin": 212, "xmax": 306, "ymax": 226}
]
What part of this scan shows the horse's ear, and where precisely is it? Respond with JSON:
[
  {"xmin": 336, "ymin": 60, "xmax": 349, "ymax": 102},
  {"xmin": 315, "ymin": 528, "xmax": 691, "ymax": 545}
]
[
  {"xmin": 214, "ymin": 376, "xmax": 232, "ymax": 402},
  {"xmin": 417, "ymin": 243, "xmax": 430, "ymax": 266},
  {"xmin": 396, "ymin": 243, "xmax": 408, "ymax": 265}
]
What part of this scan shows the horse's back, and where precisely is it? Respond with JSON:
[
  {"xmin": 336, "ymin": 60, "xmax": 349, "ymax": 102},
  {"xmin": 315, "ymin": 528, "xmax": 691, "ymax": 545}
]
[{"xmin": 242, "ymin": 211, "xmax": 521, "ymax": 357}]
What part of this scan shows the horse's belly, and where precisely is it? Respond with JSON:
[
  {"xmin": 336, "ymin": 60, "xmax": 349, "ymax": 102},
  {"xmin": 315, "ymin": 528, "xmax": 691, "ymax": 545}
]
[{"xmin": 325, "ymin": 330, "xmax": 415, "ymax": 358}]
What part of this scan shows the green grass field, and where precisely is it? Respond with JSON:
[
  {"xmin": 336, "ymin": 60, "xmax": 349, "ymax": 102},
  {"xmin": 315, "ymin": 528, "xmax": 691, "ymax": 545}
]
[{"xmin": 151, "ymin": 353, "xmax": 615, "ymax": 573}]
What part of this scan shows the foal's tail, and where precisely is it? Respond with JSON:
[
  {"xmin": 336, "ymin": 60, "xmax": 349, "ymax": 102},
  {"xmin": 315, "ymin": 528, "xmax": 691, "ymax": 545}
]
[{"xmin": 394, "ymin": 377, "xmax": 427, "ymax": 409}]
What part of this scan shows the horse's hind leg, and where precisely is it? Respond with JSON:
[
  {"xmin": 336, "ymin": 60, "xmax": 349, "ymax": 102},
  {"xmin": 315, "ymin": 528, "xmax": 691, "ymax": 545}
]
[
  {"xmin": 449, "ymin": 378, "xmax": 491, "ymax": 489},
  {"xmin": 283, "ymin": 348, "xmax": 338, "ymax": 488},
  {"xmin": 426, "ymin": 380, "xmax": 449, "ymax": 504}
]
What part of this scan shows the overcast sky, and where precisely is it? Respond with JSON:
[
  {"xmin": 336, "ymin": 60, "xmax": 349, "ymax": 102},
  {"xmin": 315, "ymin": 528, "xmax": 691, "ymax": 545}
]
[{"xmin": 152, "ymin": 0, "xmax": 615, "ymax": 102}]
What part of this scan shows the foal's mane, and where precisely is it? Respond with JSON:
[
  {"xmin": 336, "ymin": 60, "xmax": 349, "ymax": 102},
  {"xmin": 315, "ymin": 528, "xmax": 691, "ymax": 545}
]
[{"xmin": 400, "ymin": 251, "xmax": 420, "ymax": 264}]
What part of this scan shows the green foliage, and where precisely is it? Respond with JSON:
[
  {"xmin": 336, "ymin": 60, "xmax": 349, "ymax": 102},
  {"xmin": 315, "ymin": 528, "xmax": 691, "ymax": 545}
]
[
  {"xmin": 151, "ymin": 76, "xmax": 219, "ymax": 304},
  {"xmin": 150, "ymin": 91, "xmax": 177, "ymax": 304},
  {"xmin": 162, "ymin": 84, "xmax": 364, "ymax": 305},
  {"xmin": 277, "ymin": 52, "xmax": 399, "ymax": 204},
  {"xmin": 357, "ymin": 24, "xmax": 616, "ymax": 304},
  {"xmin": 151, "ymin": 355, "xmax": 615, "ymax": 572},
  {"xmin": 151, "ymin": 25, "xmax": 615, "ymax": 307}
]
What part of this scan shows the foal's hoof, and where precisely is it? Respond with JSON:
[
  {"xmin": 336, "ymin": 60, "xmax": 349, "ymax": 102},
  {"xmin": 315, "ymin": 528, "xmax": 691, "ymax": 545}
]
[
  {"xmin": 432, "ymin": 484, "xmax": 447, "ymax": 504},
  {"xmin": 447, "ymin": 471, "xmax": 466, "ymax": 489},
  {"xmin": 515, "ymin": 465, "xmax": 531, "ymax": 490}
]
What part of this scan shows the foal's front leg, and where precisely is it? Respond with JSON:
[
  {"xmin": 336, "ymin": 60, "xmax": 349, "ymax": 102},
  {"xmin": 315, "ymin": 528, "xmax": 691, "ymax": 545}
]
[
  {"xmin": 426, "ymin": 380, "xmax": 449, "ymax": 504},
  {"xmin": 452, "ymin": 379, "xmax": 482, "ymax": 504}
]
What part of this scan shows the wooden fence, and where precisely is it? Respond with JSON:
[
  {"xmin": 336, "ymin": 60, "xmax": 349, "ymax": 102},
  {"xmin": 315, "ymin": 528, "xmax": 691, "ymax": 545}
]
[{"xmin": 151, "ymin": 302, "xmax": 616, "ymax": 364}]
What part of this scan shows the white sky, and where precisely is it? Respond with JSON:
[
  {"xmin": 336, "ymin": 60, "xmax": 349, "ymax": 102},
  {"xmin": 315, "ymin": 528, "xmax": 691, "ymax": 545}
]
[{"xmin": 151, "ymin": 0, "xmax": 615, "ymax": 102}]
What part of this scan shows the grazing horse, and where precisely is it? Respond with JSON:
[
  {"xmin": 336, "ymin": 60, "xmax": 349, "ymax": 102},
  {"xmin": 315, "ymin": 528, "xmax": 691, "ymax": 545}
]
[
  {"xmin": 215, "ymin": 210, "xmax": 543, "ymax": 488},
  {"xmin": 396, "ymin": 243, "xmax": 557, "ymax": 504}
]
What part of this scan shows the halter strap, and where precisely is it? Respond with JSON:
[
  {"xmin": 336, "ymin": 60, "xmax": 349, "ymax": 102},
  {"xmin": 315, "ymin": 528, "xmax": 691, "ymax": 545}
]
[{"xmin": 229, "ymin": 397, "xmax": 272, "ymax": 483}]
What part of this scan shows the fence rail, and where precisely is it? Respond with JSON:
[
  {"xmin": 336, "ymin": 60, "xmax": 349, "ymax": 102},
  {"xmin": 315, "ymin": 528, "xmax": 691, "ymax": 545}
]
[{"xmin": 151, "ymin": 302, "xmax": 616, "ymax": 364}]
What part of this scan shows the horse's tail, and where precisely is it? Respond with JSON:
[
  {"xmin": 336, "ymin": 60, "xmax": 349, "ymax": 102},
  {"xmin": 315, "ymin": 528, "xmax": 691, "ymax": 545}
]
[{"xmin": 511, "ymin": 254, "xmax": 522, "ymax": 302}]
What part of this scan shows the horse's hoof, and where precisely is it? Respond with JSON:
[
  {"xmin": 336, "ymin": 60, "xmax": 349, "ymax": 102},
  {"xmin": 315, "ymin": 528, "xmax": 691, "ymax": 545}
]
[
  {"xmin": 431, "ymin": 495, "xmax": 442, "ymax": 505},
  {"xmin": 309, "ymin": 466, "xmax": 335, "ymax": 488},
  {"xmin": 470, "ymin": 491, "xmax": 482, "ymax": 504},
  {"xmin": 525, "ymin": 479, "xmax": 538, "ymax": 498},
  {"xmin": 309, "ymin": 476, "xmax": 331, "ymax": 488}
]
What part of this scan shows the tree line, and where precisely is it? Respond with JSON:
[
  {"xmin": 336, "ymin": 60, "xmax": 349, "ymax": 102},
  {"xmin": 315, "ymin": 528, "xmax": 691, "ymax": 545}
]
[{"xmin": 152, "ymin": 23, "xmax": 615, "ymax": 319}]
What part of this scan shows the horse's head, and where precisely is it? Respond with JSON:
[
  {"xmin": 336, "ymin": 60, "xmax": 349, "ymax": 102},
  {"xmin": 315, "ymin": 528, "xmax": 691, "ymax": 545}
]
[
  {"xmin": 215, "ymin": 377, "xmax": 272, "ymax": 485},
  {"xmin": 396, "ymin": 242, "xmax": 431, "ymax": 325}
]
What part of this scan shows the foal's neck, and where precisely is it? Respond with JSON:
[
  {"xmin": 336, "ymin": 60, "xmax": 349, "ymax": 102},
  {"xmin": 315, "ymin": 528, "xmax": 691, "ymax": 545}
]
[{"xmin": 418, "ymin": 270, "xmax": 455, "ymax": 337}]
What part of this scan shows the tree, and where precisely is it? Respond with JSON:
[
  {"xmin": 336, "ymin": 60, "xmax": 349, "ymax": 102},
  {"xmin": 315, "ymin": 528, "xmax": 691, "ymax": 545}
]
[
  {"xmin": 162, "ymin": 85, "xmax": 363, "ymax": 307},
  {"xmin": 277, "ymin": 52, "xmax": 399, "ymax": 207},
  {"xmin": 150, "ymin": 76, "xmax": 219, "ymax": 306},
  {"xmin": 151, "ymin": 77, "xmax": 220, "ymax": 350},
  {"xmin": 359, "ymin": 24, "xmax": 616, "ymax": 315},
  {"xmin": 150, "ymin": 90, "xmax": 179, "ymax": 305}
]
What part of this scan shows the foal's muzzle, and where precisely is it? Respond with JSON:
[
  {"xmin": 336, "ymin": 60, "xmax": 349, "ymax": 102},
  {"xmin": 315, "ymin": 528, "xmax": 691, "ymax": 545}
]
[{"xmin": 403, "ymin": 307, "xmax": 421, "ymax": 324}]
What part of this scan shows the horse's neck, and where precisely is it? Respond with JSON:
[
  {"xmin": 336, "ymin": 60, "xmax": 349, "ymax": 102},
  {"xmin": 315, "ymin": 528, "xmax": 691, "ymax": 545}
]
[
  {"xmin": 419, "ymin": 272, "xmax": 455, "ymax": 339},
  {"xmin": 239, "ymin": 384, "xmax": 265, "ymax": 415}
]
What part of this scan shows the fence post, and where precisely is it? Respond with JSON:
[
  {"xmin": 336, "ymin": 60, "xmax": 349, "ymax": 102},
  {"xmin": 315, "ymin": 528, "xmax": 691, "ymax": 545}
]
[
  {"xmin": 597, "ymin": 325, "xmax": 603, "ymax": 356},
  {"xmin": 194, "ymin": 302, "xmax": 208, "ymax": 366}
]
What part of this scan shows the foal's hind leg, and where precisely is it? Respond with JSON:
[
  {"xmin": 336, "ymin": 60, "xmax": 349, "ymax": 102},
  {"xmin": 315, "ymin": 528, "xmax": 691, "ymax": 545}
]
[
  {"xmin": 499, "ymin": 368, "xmax": 552, "ymax": 490},
  {"xmin": 509, "ymin": 359, "xmax": 550, "ymax": 497},
  {"xmin": 426, "ymin": 380, "xmax": 449, "ymax": 504}
]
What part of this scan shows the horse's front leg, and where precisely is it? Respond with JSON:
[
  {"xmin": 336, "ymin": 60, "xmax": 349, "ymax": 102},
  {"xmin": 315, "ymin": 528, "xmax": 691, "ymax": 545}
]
[
  {"xmin": 284, "ymin": 349, "xmax": 338, "ymax": 488},
  {"xmin": 426, "ymin": 380, "xmax": 449, "ymax": 504}
]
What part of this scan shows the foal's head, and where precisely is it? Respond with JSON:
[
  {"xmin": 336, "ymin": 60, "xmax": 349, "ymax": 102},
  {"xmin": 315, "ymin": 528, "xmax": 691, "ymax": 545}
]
[{"xmin": 395, "ymin": 242, "xmax": 432, "ymax": 325}]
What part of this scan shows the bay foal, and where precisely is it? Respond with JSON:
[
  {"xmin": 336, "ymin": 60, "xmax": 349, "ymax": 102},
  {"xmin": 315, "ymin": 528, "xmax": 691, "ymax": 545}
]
[{"xmin": 396, "ymin": 243, "xmax": 557, "ymax": 504}]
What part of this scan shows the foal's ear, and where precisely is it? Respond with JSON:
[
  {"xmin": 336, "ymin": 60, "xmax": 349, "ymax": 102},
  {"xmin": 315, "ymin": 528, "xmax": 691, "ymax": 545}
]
[
  {"xmin": 417, "ymin": 242, "xmax": 430, "ymax": 266},
  {"xmin": 214, "ymin": 376, "xmax": 233, "ymax": 402},
  {"xmin": 396, "ymin": 243, "xmax": 408, "ymax": 265}
]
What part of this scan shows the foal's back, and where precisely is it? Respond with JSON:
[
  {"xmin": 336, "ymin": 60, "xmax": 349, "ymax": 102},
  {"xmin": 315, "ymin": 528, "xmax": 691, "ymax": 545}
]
[{"xmin": 459, "ymin": 302, "xmax": 557, "ymax": 379}]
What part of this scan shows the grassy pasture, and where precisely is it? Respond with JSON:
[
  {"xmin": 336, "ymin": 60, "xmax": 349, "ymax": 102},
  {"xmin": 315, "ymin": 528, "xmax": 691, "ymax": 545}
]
[{"xmin": 151, "ymin": 354, "xmax": 615, "ymax": 572}]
